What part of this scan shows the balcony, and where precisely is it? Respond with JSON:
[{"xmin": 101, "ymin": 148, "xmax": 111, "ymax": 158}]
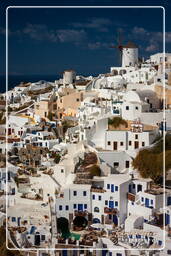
[
  {"xmin": 74, "ymin": 210, "xmax": 88, "ymax": 217},
  {"xmin": 104, "ymin": 207, "xmax": 118, "ymax": 215},
  {"xmin": 91, "ymin": 188, "xmax": 106, "ymax": 193},
  {"xmin": 127, "ymin": 192, "xmax": 136, "ymax": 202}
]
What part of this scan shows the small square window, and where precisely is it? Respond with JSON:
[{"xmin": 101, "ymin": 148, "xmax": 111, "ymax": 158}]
[
  {"xmin": 126, "ymin": 106, "xmax": 129, "ymax": 110},
  {"xmin": 98, "ymin": 196, "xmax": 101, "ymax": 201},
  {"xmin": 135, "ymin": 134, "xmax": 138, "ymax": 139},
  {"xmin": 115, "ymin": 201, "xmax": 118, "ymax": 207},
  {"xmin": 135, "ymin": 106, "xmax": 138, "ymax": 110},
  {"xmin": 107, "ymin": 184, "xmax": 110, "ymax": 189},
  {"xmin": 120, "ymin": 141, "xmax": 123, "ymax": 146},
  {"xmin": 115, "ymin": 186, "xmax": 118, "ymax": 191},
  {"xmin": 59, "ymin": 205, "xmax": 62, "ymax": 211},
  {"xmin": 108, "ymin": 141, "xmax": 111, "ymax": 146},
  {"xmin": 142, "ymin": 142, "xmax": 145, "ymax": 147},
  {"xmin": 84, "ymin": 204, "xmax": 87, "ymax": 209},
  {"xmin": 105, "ymin": 200, "xmax": 108, "ymax": 205},
  {"xmin": 61, "ymin": 169, "xmax": 64, "ymax": 173},
  {"xmin": 92, "ymin": 194, "xmax": 95, "ymax": 200},
  {"xmin": 114, "ymin": 162, "xmax": 119, "ymax": 167},
  {"xmin": 66, "ymin": 205, "xmax": 69, "ymax": 211},
  {"xmin": 83, "ymin": 191, "xmax": 87, "ymax": 196},
  {"xmin": 141, "ymin": 197, "xmax": 144, "ymax": 202},
  {"xmin": 73, "ymin": 191, "xmax": 77, "ymax": 196},
  {"xmin": 129, "ymin": 141, "xmax": 132, "ymax": 146},
  {"xmin": 74, "ymin": 204, "xmax": 76, "ymax": 209},
  {"xmin": 12, "ymin": 217, "xmax": 16, "ymax": 222},
  {"xmin": 151, "ymin": 200, "xmax": 153, "ymax": 205}
]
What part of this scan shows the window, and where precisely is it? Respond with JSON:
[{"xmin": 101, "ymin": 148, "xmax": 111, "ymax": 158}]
[
  {"xmin": 115, "ymin": 201, "xmax": 118, "ymax": 207},
  {"xmin": 61, "ymin": 169, "xmax": 64, "ymax": 173},
  {"xmin": 107, "ymin": 141, "xmax": 111, "ymax": 146},
  {"xmin": 73, "ymin": 204, "xmax": 76, "ymax": 209},
  {"xmin": 98, "ymin": 195, "xmax": 101, "ymax": 201},
  {"xmin": 92, "ymin": 194, "xmax": 95, "ymax": 200},
  {"xmin": 133, "ymin": 184, "xmax": 135, "ymax": 189},
  {"xmin": 45, "ymin": 112, "xmax": 47, "ymax": 117},
  {"xmin": 107, "ymin": 184, "xmax": 110, "ymax": 189},
  {"xmin": 83, "ymin": 191, "xmax": 87, "ymax": 196},
  {"xmin": 73, "ymin": 191, "xmax": 77, "ymax": 196},
  {"xmin": 105, "ymin": 200, "xmax": 108, "ymax": 205},
  {"xmin": 125, "ymin": 161, "xmax": 129, "ymax": 168},
  {"xmin": 76, "ymin": 98, "xmax": 79, "ymax": 102},
  {"xmin": 142, "ymin": 142, "xmax": 145, "ymax": 147},
  {"xmin": 151, "ymin": 200, "xmax": 153, "ymax": 205},
  {"xmin": 116, "ymin": 253, "xmax": 122, "ymax": 256},
  {"xmin": 120, "ymin": 141, "xmax": 124, "ymax": 146},
  {"xmin": 84, "ymin": 204, "xmax": 87, "ymax": 209},
  {"xmin": 41, "ymin": 235, "xmax": 45, "ymax": 241},
  {"xmin": 114, "ymin": 162, "xmax": 119, "ymax": 167},
  {"xmin": 94, "ymin": 207, "xmax": 100, "ymax": 212},
  {"xmin": 135, "ymin": 106, "xmax": 138, "ymax": 110},
  {"xmin": 12, "ymin": 217, "xmax": 16, "ymax": 222},
  {"xmin": 126, "ymin": 106, "xmax": 129, "ymax": 110},
  {"xmin": 59, "ymin": 205, "xmax": 62, "ymax": 211},
  {"xmin": 141, "ymin": 197, "xmax": 144, "ymax": 202},
  {"xmin": 135, "ymin": 134, "xmax": 138, "ymax": 139},
  {"xmin": 66, "ymin": 205, "xmax": 69, "ymax": 211},
  {"xmin": 167, "ymin": 250, "xmax": 171, "ymax": 255},
  {"xmin": 129, "ymin": 141, "xmax": 132, "ymax": 146},
  {"xmin": 115, "ymin": 186, "xmax": 118, "ymax": 192}
]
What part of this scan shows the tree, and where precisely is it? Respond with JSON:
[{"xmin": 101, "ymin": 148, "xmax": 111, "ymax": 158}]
[
  {"xmin": 54, "ymin": 154, "xmax": 61, "ymax": 164},
  {"xmin": 108, "ymin": 117, "xmax": 128, "ymax": 128},
  {"xmin": 132, "ymin": 134, "xmax": 171, "ymax": 183},
  {"xmin": 57, "ymin": 217, "xmax": 70, "ymax": 239},
  {"xmin": 89, "ymin": 165, "xmax": 101, "ymax": 177}
]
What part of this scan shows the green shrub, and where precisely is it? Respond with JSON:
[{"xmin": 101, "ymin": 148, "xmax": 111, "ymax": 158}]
[
  {"xmin": 54, "ymin": 154, "xmax": 61, "ymax": 164},
  {"xmin": 108, "ymin": 117, "xmax": 128, "ymax": 128},
  {"xmin": 89, "ymin": 165, "xmax": 101, "ymax": 177}
]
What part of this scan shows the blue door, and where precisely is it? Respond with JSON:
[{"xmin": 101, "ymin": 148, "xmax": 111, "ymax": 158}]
[
  {"xmin": 167, "ymin": 197, "xmax": 171, "ymax": 206},
  {"xmin": 129, "ymin": 184, "xmax": 132, "ymax": 193},
  {"xmin": 17, "ymin": 217, "xmax": 21, "ymax": 226},
  {"xmin": 165, "ymin": 214, "xmax": 170, "ymax": 225},
  {"xmin": 111, "ymin": 184, "xmax": 114, "ymax": 192},
  {"xmin": 145, "ymin": 198, "xmax": 149, "ymax": 207},
  {"xmin": 113, "ymin": 215, "xmax": 118, "ymax": 225},
  {"xmin": 78, "ymin": 204, "xmax": 83, "ymax": 211},
  {"xmin": 109, "ymin": 201, "xmax": 114, "ymax": 208}
]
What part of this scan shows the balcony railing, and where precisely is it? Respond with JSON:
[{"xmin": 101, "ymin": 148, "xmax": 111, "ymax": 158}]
[
  {"xmin": 127, "ymin": 192, "xmax": 136, "ymax": 202},
  {"xmin": 74, "ymin": 210, "xmax": 88, "ymax": 217},
  {"xmin": 104, "ymin": 207, "xmax": 118, "ymax": 215}
]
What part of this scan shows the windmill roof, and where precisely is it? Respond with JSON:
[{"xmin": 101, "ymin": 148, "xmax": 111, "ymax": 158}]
[{"xmin": 124, "ymin": 41, "xmax": 138, "ymax": 48}]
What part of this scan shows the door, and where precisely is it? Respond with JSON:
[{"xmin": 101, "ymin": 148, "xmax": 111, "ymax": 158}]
[
  {"xmin": 109, "ymin": 201, "xmax": 114, "ymax": 208},
  {"xmin": 113, "ymin": 215, "xmax": 118, "ymax": 225},
  {"xmin": 78, "ymin": 204, "xmax": 83, "ymax": 211},
  {"xmin": 145, "ymin": 198, "xmax": 149, "ymax": 207},
  {"xmin": 165, "ymin": 214, "xmax": 170, "ymax": 225},
  {"xmin": 113, "ymin": 141, "xmax": 118, "ymax": 150},
  {"xmin": 137, "ymin": 184, "xmax": 142, "ymax": 192},
  {"xmin": 134, "ymin": 141, "xmax": 139, "ymax": 149}
]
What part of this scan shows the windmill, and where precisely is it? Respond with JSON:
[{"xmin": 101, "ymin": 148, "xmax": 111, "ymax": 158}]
[{"xmin": 110, "ymin": 30, "xmax": 124, "ymax": 66}]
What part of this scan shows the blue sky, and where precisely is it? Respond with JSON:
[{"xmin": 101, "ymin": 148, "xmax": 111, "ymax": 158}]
[{"xmin": 0, "ymin": 0, "xmax": 171, "ymax": 76}]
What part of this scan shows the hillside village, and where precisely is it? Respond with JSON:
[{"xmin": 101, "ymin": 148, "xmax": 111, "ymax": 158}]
[{"xmin": 0, "ymin": 43, "xmax": 171, "ymax": 256}]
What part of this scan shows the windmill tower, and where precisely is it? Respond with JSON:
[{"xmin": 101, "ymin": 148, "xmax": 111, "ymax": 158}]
[
  {"xmin": 122, "ymin": 41, "xmax": 138, "ymax": 68},
  {"xmin": 111, "ymin": 31, "xmax": 138, "ymax": 68}
]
